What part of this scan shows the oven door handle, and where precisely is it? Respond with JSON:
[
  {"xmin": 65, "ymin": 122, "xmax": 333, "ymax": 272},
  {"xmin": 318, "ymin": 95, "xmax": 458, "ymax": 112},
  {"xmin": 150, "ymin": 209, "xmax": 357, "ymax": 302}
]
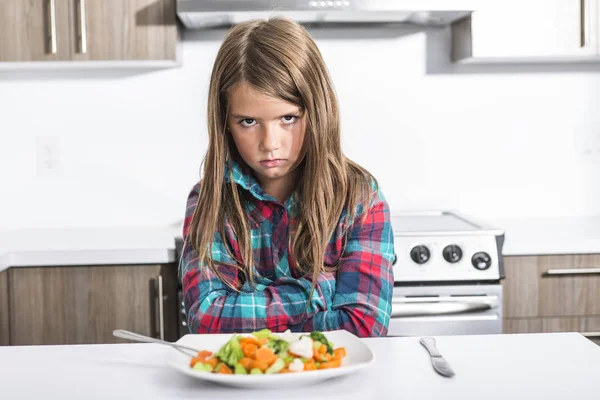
[{"xmin": 391, "ymin": 300, "xmax": 493, "ymax": 318}]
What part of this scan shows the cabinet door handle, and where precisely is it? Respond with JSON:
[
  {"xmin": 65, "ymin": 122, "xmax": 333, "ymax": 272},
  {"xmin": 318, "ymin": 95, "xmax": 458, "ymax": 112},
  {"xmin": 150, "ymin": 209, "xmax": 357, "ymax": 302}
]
[
  {"xmin": 545, "ymin": 268, "xmax": 600, "ymax": 276},
  {"xmin": 47, "ymin": 0, "xmax": 57, "ymax": 54},
  {"xmin": 78, "ymin": 0, "xmax": 88, "ymax": 53},
  {"xmin": 157, "ymin": 275, "xmax": 165, "ymax": 341},
  {"xmin": 580, "ymin": 0, "xmax": 590, "ymax": 48}
]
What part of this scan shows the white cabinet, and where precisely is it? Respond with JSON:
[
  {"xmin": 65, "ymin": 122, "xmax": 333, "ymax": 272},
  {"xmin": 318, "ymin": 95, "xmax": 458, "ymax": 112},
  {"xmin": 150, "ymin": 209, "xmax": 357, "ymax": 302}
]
[{"xmin": 452, "ymin": 0, "xmax": 600, "ymax": 63}]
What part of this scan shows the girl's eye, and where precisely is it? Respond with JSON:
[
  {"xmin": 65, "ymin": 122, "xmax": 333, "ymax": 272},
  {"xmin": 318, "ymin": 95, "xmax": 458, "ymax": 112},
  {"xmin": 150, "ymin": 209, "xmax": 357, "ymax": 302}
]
[
  {"xmin": 239, "ymin": 118, "xmax": 257, "ymax": 128},
  {"xmin": 282, "ymin": 115, "xmax": 298, "ymax": 125}
]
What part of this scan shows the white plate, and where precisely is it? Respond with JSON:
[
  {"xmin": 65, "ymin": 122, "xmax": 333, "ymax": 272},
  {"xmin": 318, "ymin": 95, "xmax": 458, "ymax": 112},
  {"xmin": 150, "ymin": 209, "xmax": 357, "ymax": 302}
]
[{"xmin": 165, "ymin": 330, "xmax": 375, "ymax": 389}]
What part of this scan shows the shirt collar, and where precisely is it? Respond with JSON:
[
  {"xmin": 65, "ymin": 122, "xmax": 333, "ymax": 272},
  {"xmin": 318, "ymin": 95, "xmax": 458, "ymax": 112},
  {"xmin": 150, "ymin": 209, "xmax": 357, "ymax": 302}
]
[
  {"xmin": 224, "ymin": 159, "xmax": 276, "ymax": 202},
  {"xmin": 224, "ymin": 159, "xmax": 298, "ymax": 211}
]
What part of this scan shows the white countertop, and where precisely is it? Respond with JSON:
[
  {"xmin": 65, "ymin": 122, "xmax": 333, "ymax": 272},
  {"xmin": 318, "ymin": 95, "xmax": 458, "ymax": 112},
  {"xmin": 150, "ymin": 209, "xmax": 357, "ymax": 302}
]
[
  {"xmin": 490, "ymin": 215, "xmax": 600, "ymax": 256},
  {"xmin": 1, "ymin": 333, "xmax": 598, "ymax": 399},
  {"xmin": 2, "ymin": 215, "xmax": 600, "ymax": 270},
  {"xmin": 0, "ymin": 226, "xmax": 181, "ymax": 271}
]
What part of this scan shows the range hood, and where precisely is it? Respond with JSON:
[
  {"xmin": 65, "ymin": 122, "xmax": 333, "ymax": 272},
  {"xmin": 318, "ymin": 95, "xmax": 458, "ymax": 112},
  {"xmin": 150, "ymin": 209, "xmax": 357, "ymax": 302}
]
[{"xmin": 177, "ymin": 0, "xmax": 475, "ymax": 29}]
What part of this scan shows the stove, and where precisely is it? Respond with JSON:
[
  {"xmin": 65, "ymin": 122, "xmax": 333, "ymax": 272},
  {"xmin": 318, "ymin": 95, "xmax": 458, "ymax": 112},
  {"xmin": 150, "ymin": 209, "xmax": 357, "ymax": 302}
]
[
  {"xmin": 388, "ymin": 211, "xmax": 505, "ymax": 337},
  {"xmin": 391, "ymin": 211, "xmax": 504, "ymax": 284}
]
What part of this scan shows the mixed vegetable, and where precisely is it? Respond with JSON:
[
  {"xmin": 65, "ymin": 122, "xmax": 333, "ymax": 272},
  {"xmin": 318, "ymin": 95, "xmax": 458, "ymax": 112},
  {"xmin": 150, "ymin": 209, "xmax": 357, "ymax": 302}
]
[{"xmin": 189, "ymin": 329, "xmax": 347, "ymax": 375}]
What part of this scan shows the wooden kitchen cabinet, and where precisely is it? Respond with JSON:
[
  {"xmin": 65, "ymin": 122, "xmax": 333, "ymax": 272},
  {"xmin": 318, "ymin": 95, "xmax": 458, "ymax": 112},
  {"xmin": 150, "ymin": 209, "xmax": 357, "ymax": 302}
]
[
  {"xmin": 0, "ymin": 271, "xmax": 9, "ymax": 346},
  {"xmin": 69, "ymin": 0, "xmax": 177, "ymax": 61},
  {"xmin": 8, "ymin": 264, "xmax": 178, "ymax": 346},
  {"xmin": 0, "ymin": 0, "xmax": 71, "ymax": 61},
  {"xmin": 0, "ymin": 0, "xmax": 177, "ymax": 63},
  {"xmin": 502, "ymin": 256, "xmax": 540, "ymax": 318},
  {"xmin": 539, "ymin": 255, "xmax": 600, "ymax": 317},
  {"xmin": 503, "ymin": 254, "xmax": 600, "ymax": 344},
  {"xmin": 503, "ymin": 255, "xmax": 600, "ymax": 318},
  {"xmin": 452, "ymin": 0, "xmax": 600, "ymax": 63}
]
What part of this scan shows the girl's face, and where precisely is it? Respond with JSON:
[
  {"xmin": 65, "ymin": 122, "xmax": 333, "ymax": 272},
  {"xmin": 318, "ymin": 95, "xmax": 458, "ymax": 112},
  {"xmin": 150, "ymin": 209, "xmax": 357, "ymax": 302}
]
[{"xmin": 227, "ymin": 82, "xmax": 306, "ymax": 191}]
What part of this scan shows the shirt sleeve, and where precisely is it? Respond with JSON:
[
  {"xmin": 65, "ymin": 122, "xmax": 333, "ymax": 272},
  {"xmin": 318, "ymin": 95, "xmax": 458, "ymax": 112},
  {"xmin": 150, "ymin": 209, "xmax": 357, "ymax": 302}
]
[
  {"xmin": 289, "ymin": 187, "xmax": 395, "ymax": 337},
  {"xmin": 180, "ymin": 183, "xmax": 336, "ymax": 334}
]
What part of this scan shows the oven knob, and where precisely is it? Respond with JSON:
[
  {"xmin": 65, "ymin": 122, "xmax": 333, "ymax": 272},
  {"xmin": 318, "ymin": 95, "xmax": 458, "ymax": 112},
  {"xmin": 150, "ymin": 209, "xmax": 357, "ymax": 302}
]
[
  {"xmin": 472, "ymin": 252, "xmax": 492, "ymax": 270},
  {"xmin": 410, "ymin": 245, "xmax": 430, "ymax": 265},
  {"xmin": 443, "ymin": 245, "xmax": 462, "ymax": 263}
]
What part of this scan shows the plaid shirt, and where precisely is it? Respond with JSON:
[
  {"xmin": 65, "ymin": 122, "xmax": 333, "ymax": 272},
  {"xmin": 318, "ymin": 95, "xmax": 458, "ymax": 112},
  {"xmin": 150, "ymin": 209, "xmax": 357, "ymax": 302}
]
[{"xmin": 181, "ymin": 160, "xmax": 395, "ymax": 337}]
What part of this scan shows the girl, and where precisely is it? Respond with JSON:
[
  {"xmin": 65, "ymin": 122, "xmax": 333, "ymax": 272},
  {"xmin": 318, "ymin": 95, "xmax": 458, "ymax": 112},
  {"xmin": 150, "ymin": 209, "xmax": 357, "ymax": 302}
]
[{"xmin": 181, "ymin": 17, "xmax": 395, "ymax": 338}]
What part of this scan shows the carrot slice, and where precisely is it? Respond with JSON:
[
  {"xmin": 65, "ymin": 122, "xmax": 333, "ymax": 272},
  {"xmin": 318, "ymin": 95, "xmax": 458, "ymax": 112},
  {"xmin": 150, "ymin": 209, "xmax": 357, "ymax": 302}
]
[
  {"xmin": 240, "ymin": 337, "xmax": 260, "ymax": 346},
  {"xmin": 322, "ymin": 353, "xmax": 332, "ymax": 362},
  {"xmin": 197, "ymin": 350, "xmax": 213, "ymax": 360},
  {"xmin": 313, "ymin": 348, "xmax": 321, "ymax": 360},
  {"xmin": 333, "ymin": 347, "xmax": 346, "ymax": 360},
  {"xmin": 320, "ymin": 359, "xmax": 342, "ymax": 369},
  {"xmin": 190, "ymin": 350, "xmax": 213, "ymax": 367},
  {"xmin": 304, "ymin": 362, "xmax": 317, "ymax": 371},
  {"xmin": 255, "ymin": 347, "xmax": 275, "ymax": 362},
  {"xmin": 243, "ymin": 343, "xmax": 258, "ymax": 358},
  {"xmin": 318, "ymin": 344, "xmax": 327, "ymax": 355},
  {"xmin": 239, "ymin": 357, "xmax": 253, "ymax": 370},
  {"xmin": 204, "ymin": 357, "xmax": 218, "ymax": 368},
  {"xmin": 258, "ymin": 337, "xmax": 268, "ymax": 346},
  {"xmin": 250, "ymin": 359, "xmax": 269, "ymax": 372},
  {"xmin": 267, "ymin": 355, "xmax": 279, "ymax": 367},
  {"xmin": 217, "ymin": 363, "xmax": 233, "ymax": 374},
  {"xmin": 190, "ymin": 357, "xmax": 201, "ymax": 368}
]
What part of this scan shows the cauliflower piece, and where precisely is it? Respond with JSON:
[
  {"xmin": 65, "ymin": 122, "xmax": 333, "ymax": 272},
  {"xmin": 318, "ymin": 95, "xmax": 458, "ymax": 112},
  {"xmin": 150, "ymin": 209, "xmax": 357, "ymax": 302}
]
[
  {"xmin": 281, "ymin": 329, "xmax": 298, "ymax": 344},
  {"xmin": 288, "ymin": 336, "xmax": 313, "ymax": 359},
  {"xmin": 288, "ymin": 358, "xmax": 304, "ymax": 373}
]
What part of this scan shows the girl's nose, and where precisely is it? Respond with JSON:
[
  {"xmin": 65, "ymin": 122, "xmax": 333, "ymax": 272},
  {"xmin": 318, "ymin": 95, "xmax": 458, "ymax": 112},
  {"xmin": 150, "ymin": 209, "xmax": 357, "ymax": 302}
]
[{"xmin": 260, "ymin": 124, "xmax": 281, "ymax": 152}]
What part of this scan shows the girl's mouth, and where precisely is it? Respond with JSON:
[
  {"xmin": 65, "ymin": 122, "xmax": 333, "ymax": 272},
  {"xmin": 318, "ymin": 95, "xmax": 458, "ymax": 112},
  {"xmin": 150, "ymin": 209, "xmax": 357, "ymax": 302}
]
[{"xmin": 260, "ymin": 159, "xmax": 285, "ymax": 168}]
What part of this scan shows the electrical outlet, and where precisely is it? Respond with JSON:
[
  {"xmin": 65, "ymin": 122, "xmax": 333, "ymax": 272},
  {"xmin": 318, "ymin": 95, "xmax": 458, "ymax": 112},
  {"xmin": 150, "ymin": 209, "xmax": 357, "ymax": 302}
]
[{"xmin": 36, "ymin": 136, "xmax": 61, "ymax": 176}]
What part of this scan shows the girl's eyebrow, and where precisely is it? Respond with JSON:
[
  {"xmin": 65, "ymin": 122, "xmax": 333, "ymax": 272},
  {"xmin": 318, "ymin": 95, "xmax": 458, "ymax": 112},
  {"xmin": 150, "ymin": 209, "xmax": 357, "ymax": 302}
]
[{"xmin": 230, "ymin": 110, "xmax": 303, "ymax": 120}]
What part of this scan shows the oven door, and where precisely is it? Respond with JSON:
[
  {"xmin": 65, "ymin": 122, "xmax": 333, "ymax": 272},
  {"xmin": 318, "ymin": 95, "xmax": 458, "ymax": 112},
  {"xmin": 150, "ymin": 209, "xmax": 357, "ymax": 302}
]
[{"xmin": 387, "ymin": 284, "xmax": 503, "ymax": 337}]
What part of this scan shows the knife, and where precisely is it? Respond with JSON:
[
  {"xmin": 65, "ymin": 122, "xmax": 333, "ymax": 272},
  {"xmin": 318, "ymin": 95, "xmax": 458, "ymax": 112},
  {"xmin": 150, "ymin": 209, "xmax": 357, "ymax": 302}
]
[{"xmin": 419, "ymin": 337, "xmax": 455, "ymax": 378}]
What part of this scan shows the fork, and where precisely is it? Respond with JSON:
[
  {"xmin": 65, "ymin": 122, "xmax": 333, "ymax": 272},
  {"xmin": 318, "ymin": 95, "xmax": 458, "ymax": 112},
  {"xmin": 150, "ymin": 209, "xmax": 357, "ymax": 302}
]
[{"xmin": 113, "ymin": 329, "xmax": 200, "ymax": 358}]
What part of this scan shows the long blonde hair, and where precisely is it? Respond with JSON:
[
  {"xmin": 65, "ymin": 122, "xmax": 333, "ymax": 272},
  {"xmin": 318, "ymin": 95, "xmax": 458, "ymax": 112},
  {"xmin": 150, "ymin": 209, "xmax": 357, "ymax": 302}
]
[{"xmin": 188, "ymin": 17, "xmax": 376, "ymax": 291}]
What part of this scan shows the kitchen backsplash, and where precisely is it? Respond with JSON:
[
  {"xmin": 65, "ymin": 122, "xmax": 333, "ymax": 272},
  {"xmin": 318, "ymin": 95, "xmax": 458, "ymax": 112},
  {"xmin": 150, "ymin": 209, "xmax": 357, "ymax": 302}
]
[{"xmin": 1, "ymin": 27, "xmax": 600, "ymax": 230}]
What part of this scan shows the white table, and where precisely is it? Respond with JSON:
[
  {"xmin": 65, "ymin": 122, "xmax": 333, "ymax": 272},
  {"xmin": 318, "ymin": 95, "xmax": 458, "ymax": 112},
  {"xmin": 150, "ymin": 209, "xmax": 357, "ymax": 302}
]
[{"xmin": 1, "ymin": 333, "xmax": 599, "ymax": 400}]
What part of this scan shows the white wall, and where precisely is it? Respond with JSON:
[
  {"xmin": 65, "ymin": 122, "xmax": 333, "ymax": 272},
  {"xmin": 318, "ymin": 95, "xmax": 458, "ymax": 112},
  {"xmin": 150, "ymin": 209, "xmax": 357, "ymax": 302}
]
[{"xmin": 2, "ymin": 26, "xmax": 600, "ymax": 231}]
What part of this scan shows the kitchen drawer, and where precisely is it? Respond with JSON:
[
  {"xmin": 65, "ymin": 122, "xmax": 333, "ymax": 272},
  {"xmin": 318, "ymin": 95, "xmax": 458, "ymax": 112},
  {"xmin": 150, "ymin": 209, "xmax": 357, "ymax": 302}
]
[
  {"xmin": 503, "ymin": 255, "xmax": 600, "ymax": 318},
  {"xmin": 504, "ymin": 317, "xmax": 600, "ymax": 346}
]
